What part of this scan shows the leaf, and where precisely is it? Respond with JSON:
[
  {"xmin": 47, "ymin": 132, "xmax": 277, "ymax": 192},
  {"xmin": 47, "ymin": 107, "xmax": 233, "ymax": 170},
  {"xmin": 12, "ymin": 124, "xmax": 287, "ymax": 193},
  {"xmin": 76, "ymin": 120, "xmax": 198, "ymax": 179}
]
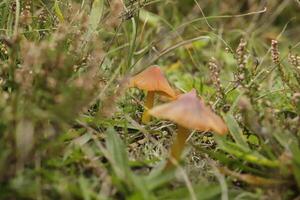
[
  {"xmin": 139, "ymin": 9, "xmax": 161, "ymax": 26},
  {"xmin": 273, "ymin": 131, "xmax": 300, "ymax": 188},
  {"xmin": 248, "ymin": 135, "xmax": 260, "ymax": 146},
  {"xmin": 79, "ymin": 176, "xmax": 91, "ymax": 200},
  {"xmin": 126, "ymin": 17, "xmax": 137, "ymax": 72},
  {"xmin": 105, "ymin": 128, "xmax": 156, "ymax": 199},
  {"xmin": 129, "ymin": 175, "xmax": 155, "ymax": 200},
  {"xmin": 53, "ymin": 0, "xmax": 64, "ymax": 23},
  {"xmin": 215, "ymin": 135, "xmax": 279, "ymax": 168},
  {"xmin": 105, "ymin": 127, "xmax": 130, "ymax": 180},
  {"xmin": 192, "ymin": 144, "xmax": 264, "ymax": 175},
  {"xmin": 224, "ymin": 113, "xmax": 249, "ymax": 150},
  {"xmin": 157, "ymin": 183, "xmax": 221, "ymax": 200},
  {"xmin": 273, "ymin": 131, "xmax": 300, "ymax": 164},
  {"xmin": 146, "ymin": 167, "xmax": 175, "ymax": 190},
  {"xmin": 220, "ymin": 167, "xmax": 284, "ymax": 186},
  {"xmin": 81, "ymin": 0, "xmax": 104, "ymax": 49},
  {"xmin": 89, "ymin": 0, "xmax": 104, "ymax": 34}
]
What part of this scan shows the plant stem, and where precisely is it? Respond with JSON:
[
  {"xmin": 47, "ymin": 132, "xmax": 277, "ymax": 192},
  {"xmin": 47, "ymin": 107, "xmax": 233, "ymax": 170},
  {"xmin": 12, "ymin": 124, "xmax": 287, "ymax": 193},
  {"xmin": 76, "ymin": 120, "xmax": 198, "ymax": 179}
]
[
  {"xmin": 141, "ymin": 91, "xmax": 155, "ymax": 124},
  {"xmin": 165, "ymin": 125, "xmax": 190, "ymax": 169}
]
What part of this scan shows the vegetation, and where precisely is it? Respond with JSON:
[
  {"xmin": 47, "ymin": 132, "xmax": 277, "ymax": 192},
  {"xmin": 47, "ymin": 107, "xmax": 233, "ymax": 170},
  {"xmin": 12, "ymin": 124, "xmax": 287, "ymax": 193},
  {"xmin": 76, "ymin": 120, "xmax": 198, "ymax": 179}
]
[{"xmin": 0, "ymin": 0, "xmax": 300, "ymax": 199}]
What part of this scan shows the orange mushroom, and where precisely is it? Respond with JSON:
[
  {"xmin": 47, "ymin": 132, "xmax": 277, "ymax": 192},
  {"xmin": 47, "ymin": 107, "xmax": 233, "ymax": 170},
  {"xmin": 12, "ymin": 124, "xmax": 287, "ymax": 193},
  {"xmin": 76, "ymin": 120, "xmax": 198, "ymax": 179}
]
[
  {"xmin": 129, "ymin": 66, "xmax": 176, "ymax": 124},
  {"xmin": 149, "ymin": 89, "xmax": 228, "ymax": 168}
]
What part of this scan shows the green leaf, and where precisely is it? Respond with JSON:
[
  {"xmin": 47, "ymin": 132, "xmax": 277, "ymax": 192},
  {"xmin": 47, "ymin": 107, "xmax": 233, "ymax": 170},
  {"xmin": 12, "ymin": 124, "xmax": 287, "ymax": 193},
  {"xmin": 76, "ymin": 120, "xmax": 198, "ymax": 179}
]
[
  {"xmin": 248, "ymin": 135, "xmax": 260, "ymax": 146},
  {"xmin": 157, "ymin": 183, "xmax": 221, "ymax": 200},
  {"xmin": 105, "ymin": 127, "xmax": 130, "ymax": 180},
  {"xmin": 139, "ymin": 9, "xmax": 161, "ymax": 26},
  {"xmin": 89, "ymin": 0, "xmax": 104, "ymax": 34},
  {"xmin": 78, "ymin": 176, "xmax": 91, "ymax": 200},
  {"xmin": 82, "ymin": 0, "xmax": 104, "ymax": 48},
  {"xmin": 273, "ymin": 131, "xmax": 300, "ymax": 188},
  {"xmin": 273, "ymin": 131, "xmax": 300, "ymax": 164},
  {"xmin": 215, "ymin": 135, "xmax": 279, "ymax": 168},
  {"xmin": 126, "ymin": 18, "xmax": 137, "ymax": 72},
  {"xmin": 146, "ymin": 167, "xmax": 175, "ymax": 190},
  {"xmin": 53, "ymin": 0, "xmax": 64, "ymax": 23},
  {"xmin": 129, "ymin": 175, "xmax": 155, "ymax": 200},
  {"xmin": 224, "ymin": 113, "xmax": 249, "ymax": 150}
]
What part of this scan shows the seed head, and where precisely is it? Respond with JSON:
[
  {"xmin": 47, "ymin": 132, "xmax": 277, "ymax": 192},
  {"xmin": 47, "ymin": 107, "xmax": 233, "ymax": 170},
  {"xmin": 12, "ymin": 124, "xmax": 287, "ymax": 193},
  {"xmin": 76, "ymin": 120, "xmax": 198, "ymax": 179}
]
[{"xmin": 271, "ymin": 40, "xmax": 280, "ymax": 65}]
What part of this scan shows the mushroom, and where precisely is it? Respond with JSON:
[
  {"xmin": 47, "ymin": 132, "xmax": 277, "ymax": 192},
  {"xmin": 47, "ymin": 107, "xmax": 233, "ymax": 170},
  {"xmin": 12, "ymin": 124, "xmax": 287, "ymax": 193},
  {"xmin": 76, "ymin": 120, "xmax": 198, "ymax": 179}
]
[
  {"xmin": 129, "ymin": 66, "xmax": 176, "ymax": 124},
  {"xmin": 149, "ymin": 89, "xmax": 228, "ymax": 168}
]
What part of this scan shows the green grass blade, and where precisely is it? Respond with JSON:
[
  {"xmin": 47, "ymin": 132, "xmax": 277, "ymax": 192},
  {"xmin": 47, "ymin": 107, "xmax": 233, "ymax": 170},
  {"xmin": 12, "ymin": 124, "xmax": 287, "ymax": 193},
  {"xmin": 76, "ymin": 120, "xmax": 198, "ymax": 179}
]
[
  {"xmin": 224, "ymin": 113, "xmax": 249, "ymax": 150},
  {"xmin": 89, "ymin": 0, "xmax": 104, "ymax": 33},
  {"xmin": 53, "ymin": 0, "xmax": 64, "ymax": 23},
  {"xmin": 105, "ymin": 127, "xmax": 131, "ymax": 180},
  {"xmin": 83, "ymin": 0, "xmax": 104, "ymax": 46},
  {"xmin": 273, "ymin": 131, "xmax": 300, "ymax": 188},
  {"xmin": 157, "ymin": 183, "xmax": 221, "ymax": 200},
  {"xmin": 215, "ymin": 135, "xmax": 279, "ymax": 168}
]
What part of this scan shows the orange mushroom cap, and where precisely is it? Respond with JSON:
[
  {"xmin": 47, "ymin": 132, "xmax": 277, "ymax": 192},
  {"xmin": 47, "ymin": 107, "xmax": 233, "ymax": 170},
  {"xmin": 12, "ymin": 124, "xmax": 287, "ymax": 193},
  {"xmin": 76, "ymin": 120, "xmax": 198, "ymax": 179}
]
[
  {"xmin": 149, "ymin": 89, "xmax": 228, "ymax": 135},
  {"xmin": 129, "ymin": 66, "xmax": 176, "ymax": 98}
]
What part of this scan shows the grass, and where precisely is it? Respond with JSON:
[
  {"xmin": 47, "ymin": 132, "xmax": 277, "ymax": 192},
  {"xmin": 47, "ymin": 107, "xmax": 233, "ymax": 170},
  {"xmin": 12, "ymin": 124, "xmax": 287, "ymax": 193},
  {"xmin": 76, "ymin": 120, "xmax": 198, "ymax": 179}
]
[{"xmin": 0, "ymin": 0, "xmax": 300, "ymax": 199}]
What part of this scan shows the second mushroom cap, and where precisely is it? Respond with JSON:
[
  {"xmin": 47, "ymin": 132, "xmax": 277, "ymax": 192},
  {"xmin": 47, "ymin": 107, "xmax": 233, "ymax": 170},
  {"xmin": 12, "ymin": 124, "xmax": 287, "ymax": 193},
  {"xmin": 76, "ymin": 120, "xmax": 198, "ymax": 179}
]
[{"xmin": 149, "ymin": 89, "xmax": 228, "ymax": 135}]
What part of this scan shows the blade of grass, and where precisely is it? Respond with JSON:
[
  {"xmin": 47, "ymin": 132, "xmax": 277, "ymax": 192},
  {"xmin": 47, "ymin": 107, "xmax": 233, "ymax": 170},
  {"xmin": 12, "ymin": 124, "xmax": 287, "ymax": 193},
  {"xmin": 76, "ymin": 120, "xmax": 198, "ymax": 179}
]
[
  {"xmin": 224, "ymin": 113, "xmax": 249, "ymax": 150},
  {"xmin": 53, "ymin": 0, "xmax": 64, "ymax": 23},
  {"xmin": 215, "ymin": 135, "xmax": 279, "ymax": 168}
]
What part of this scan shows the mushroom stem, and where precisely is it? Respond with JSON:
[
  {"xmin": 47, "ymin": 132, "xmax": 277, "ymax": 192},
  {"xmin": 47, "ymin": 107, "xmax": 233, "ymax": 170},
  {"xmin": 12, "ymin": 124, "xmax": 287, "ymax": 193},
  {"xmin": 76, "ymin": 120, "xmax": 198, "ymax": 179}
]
[
  {"xmin": 165, "ymin": 125, "xmax": 190, "ymax": 169},
  {"xmin": 142, "ymin": 91, "xmax": 155, "ymax": 124}
]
